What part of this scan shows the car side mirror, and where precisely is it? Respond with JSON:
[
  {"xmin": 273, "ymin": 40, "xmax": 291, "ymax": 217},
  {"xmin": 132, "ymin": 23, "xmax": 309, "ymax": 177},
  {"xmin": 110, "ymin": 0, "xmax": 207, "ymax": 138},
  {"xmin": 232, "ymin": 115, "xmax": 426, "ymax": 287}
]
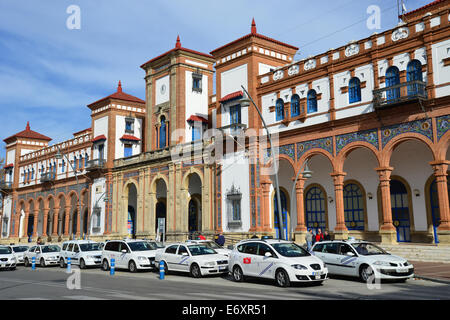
[
  {"xmin": 346, "ymin": 252, "xmax": 355, "ymax": 256},
  {"xmin": 264, "ymin": 252, "xmax": 272, "ymax": 258},
  {"xmin": 182, "ymin": 252, "xmax": 189, "ymax": 256},
  {"xmin": 121, "ymin": 249, "xmax": 127, "ymax": 253}
]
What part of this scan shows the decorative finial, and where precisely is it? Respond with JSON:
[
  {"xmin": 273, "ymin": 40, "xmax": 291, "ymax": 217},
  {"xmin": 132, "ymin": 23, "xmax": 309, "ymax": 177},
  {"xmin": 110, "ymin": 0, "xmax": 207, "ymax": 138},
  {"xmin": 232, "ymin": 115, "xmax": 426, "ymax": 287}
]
[
  {"xmin": 251, "ymin": 18, "xmax": 257, "ymax": 34},
  {"xmin": 117, "ymin": 80, "xmax": 122, "ymax": 93},
  {"xmin": 175, "ymin": 35, "xmax": 181, "ymax": 49},
  {"xmin": 26, "ymin": 121, "xmax": 30, "ymax": 131}
]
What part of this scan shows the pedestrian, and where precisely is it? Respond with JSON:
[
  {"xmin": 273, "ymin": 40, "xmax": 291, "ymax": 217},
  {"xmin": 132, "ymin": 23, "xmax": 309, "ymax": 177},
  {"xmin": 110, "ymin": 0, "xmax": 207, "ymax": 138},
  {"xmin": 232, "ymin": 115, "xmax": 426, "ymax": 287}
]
[
  {"xmin": 323, "ymin": 230, "xmax": 331, "ymax": 241},
  {"xmin": 216, "ymin": 232, "xmax": 225, "ymax": 247},
  {"xmin": 198, "ymin": 232, "xmax": 206, "ymax": 240},
  {"xmin": 305, "ymin": 229, "xmax": 313, "ymax": 252},
  {"xmin": 315, "ymin": 228, "xmax": 324, "ymax": 243},
  {"xmin": 36, "ymin": 236, "xmax": 41, "ymax": 245}
]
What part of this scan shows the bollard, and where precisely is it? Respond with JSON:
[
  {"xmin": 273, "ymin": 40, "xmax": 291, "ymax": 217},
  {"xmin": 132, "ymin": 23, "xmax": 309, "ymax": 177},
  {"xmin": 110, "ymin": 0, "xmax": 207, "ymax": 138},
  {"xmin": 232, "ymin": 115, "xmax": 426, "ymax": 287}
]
[
  {"xmin": 67, "ymin": 257, "xmax": 71, "ymax": 273},
  {"xmin": 159, "ymin": 261, "xmax": 165, "ymax": 280},
  {"xmin": 110, "ymin": 258, "xmax": 115, "ymax": 276},
  {"xmin": 31, "ymin": 257, "xmax": 36, "ymax": 270}
]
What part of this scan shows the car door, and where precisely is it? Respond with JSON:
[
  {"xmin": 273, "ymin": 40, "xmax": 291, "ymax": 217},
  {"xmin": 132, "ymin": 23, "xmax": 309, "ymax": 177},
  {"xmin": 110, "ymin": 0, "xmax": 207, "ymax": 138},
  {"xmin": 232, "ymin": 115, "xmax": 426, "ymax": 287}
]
[
  {"xmin": 318, "ymin": 243, "xmax": 341, "ymax": 274},
  {"xmin": 176, "ymin": 245, "xmax": 190, "ymax": 272},
  {"xmin": 72, "ymin": 244, "xmax": 81, "ymax": 265},
  {"xmin": 107, "ymin": 241, "xmax": 120, "ymax": 267},
  {"xmin": 336, "ymin": 243, "xmax": 359, "ymax": 276},
  {"xmin": 27, "ymin": 246, "xmax": 36, "ymax": 262},
  {"xmin": 118, "ymin": 242, "xmax": 130, "ymax": 269},
  {"xmin": 66, "ymin": 243, "xmax": 74, "ymax": 263},
  {"xmin": 256, "ymin": 243, "xmax": 277, "ymax": 279},
  {"xmin": 164, "ymin": 245, "xmax": 179, "ymax": 271},
  {"xmin": 241, "ymin": 243, "xmax": 259, "ymax": 276}
]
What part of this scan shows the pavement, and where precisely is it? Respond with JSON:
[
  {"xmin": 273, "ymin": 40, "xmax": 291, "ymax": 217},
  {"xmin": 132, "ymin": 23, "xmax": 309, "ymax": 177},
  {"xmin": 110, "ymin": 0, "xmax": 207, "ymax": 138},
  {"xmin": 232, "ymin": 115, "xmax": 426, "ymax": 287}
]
[{"xmin": 411, "ymin": 261, "xmax": 450, "ymax": 284}]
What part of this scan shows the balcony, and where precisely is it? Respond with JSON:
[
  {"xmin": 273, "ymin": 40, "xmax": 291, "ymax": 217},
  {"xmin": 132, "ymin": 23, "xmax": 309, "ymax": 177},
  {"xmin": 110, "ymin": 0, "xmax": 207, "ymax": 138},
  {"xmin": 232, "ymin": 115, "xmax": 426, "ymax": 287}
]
[
  {"xmin": 217, "ymin": 123, "xmax": 247, "ymax": 137},
  {"xmin": 373, "ymin": 80, "xmax": 427, "ymax": 110},
  {"xmin": 0, "ymin": 181, "xmax": 12, "ymax": 191},
  {"xmin": 86, "ymin": 159, "xmax": 106, "ymax": 171},
  {"xmin": 40, "ymin": 172, "xmax": 56, "ymax": 183}
]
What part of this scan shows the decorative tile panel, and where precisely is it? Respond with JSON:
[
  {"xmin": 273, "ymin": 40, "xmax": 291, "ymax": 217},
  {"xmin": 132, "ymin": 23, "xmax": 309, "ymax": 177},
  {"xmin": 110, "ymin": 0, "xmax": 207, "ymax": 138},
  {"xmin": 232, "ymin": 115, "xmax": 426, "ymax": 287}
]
[
  {"xmin": 381, "ymin": 119, "xmax": 433, "ymax": 147},
  {"xmin": 336, "ymin": 129, "xmax": 379, "ymax": 154},
  {"xmin": 279, "ymin": 144, "xmax": 295, "ymax": 161},
  {"xmin": 437, "ymin": 115, "xmax": 450, "ymax": 141},
  {"xmin": 297, "ymin": 137, "xmax": 333, "ymax": 160}
]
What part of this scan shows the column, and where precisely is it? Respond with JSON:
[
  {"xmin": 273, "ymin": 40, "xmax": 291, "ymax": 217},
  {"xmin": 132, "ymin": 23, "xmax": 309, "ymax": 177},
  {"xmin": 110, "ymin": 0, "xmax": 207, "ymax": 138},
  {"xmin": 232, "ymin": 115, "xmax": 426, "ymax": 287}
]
[
  {"xmin": 76, "ymin": 204, "xmax": 82, "ymax": 237},
  {"xmin": 293, "ymin": 177, "xmax": 308, "ymax": 244},
  {"xmin": 64, "ymin": 205, "xmax": 71, "ymax": 236},
  {"xmin": 376, "ymin": 167, "xmax": 397, "ymax": 243},
  {"xmin": 32, "ymin": 209, "xmax": 39, "ymax": 237},
  {"xmin": 52, "ymin": 207, "xmax": 60, "ymax": 236},
  {"xmin": 430, "ymin": 161, "xmax": 450, "ymax": 243},
  {"xmin": 260, "ymin": 176, "xmax": 271, "ymax": 233},
  {"xmin": 23, "ymin": 210, "xmax": 29, "ymax": 239},
  {"xmin": 42, "ymin": 208, "xmax": 49, "ymax": 237},
  {"xmin": 331, "ymin": 172, "xmax": 348, "ymax": 239}
]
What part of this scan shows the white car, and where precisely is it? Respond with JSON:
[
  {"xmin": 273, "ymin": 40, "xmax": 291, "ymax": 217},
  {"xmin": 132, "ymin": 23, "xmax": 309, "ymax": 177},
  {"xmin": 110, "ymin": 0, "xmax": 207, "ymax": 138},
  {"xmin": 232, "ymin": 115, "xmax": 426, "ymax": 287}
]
[
  {"xmin": 186, "ymin": 240, "xmax": 231, "ymax": 257},
  {"xmin": 6, "ymin": 245, "xmax": 29, "ymax": 265},
  {"xmin": 229, "ymin": 239, "xmax": 328, "ymax": 287},
  {"xmin": 0, "ymin": 246, "xmax": 17, "ymax": 270},
  {"xmin": 59, "ymin": 240, "xmax": 103, "ymax": 269},
  {"xmin": 311, "ymin": 240, "xmax": 414, "ymax": 282},
  {"xmin": 23, "ymin": 244, "xmax": 61, "ymax": 267},
  {"xmin": 154, "ymin": 243, "xmax": 229, "ymax": 278},
  {"xmin": 101, "ymin": 240, "xmax": 158, "ymax": 272}
]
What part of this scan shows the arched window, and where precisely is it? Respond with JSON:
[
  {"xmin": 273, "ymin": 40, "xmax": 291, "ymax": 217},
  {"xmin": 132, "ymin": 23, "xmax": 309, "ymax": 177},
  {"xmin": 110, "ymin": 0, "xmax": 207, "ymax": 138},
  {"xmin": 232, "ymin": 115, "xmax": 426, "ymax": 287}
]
[
  {"xmin": 291, "ymin": 94, "xmax": 300, "ymax": 117},
  {"xmin": 307, "ymin": 90, "xmax": 317, "ymax": 114},
  {"xmin": 385, "ymin": 66, "xmax": 400, "ymax": 101},
  {"xmin": 390, "ymin": 179, "xmax": 411, "ymax": 242},
  {"xmin": 275, "ymin": 98, "xmax": 284, "ymax": 121},
  {"xmin": 305, "ymin": 186, "xmax": 326, "ymax": 233},
  {"xmin": 31, "ymin": 168, "xmax": 34, "ymax": 180},
  {"xmin": 343, "ymin": 183, "xmax": 365, "ymax": 230},
  {"xmin": 159, "ymin": 116, "xmax": 167, "ymax": 149},
  {"xmin": 62, "ymin": 159, "xmax": 65, "ymax": 173},
  {"xmin": 406, "ymin": 60, "xmax": 423, "ymax": 96},
  {"xmin": 348, "ymin": 77, "xmax": 361, "ymax": 104}
]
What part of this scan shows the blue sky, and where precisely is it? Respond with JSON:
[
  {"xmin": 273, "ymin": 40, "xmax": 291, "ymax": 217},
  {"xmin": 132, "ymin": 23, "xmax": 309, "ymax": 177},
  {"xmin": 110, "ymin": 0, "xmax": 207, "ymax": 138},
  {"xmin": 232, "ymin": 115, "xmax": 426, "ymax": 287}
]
[{"xmin": 0, "ymin": 0, "xmax": 432, "ymax": 145}]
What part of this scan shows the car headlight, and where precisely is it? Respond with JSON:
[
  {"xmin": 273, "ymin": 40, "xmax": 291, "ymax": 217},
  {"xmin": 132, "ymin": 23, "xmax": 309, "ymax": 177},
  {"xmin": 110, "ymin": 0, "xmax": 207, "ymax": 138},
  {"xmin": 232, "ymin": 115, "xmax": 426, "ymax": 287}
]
[
  {"xmin": 291, "ymin": 264, "xmax": 308, "ymax": 270},
  {"xmin": 138, "ymin": 256, "xmax": 147, "ymax": 261},
  {"xmin": 373, "ymin": 261, "xmax": 390, "ymax": 266},
  {"xmin": 204, "ymin": 261, "xmax": 215, "ymax": 267}
]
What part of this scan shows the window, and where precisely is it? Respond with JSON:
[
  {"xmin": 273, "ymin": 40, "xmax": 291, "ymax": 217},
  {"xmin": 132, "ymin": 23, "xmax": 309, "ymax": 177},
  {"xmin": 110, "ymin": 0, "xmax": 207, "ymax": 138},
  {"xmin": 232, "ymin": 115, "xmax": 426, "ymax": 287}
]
[
  {"xmin": 307, "ymin": 90, "xmax": 317, "ymax": 113},
  {"xmin": 406, "ymin": 60, "xmax": 423, "ymax": 96},
  {"xmin": 165, "ymin": 245, "xmax": 178, "ymax": 254},
  {"xmin": 124, "ymin": 144, "xmax": 133, "ymax": 158},
  {"xmin": 257, "ymin": 243, "xmax": 276, "ymax": 257},
  {"xmin": 31, "ymin": 168, "xmax": 34, "ymax": 180},
  {"xmin": 78, "ymin": 156, "xmax": 82, "ymax": 169},
  {"xmin": 349, "ymin": 77, "xmax": 361, "ymax": 104},
  {"xmin": 192, "ymin": 125, "xmax": 202, "ymax": 141},
  {"xmin": 74, "ymin": 157, "xmax": 78, "ymax": 170},
  {"xmin": 338, "ymin": 244, "xmax": 356, "ymax": 256},
  {"xmin": 291, "ymin": 94, "xmax": 300, "ymax": 117},
  {"xmin": 344, "ymin": 183, "xmax": 365, "ymax": 230},
  {"xmin": 230, "ymin": 105, "xmax": 241, "ymax": 125},
  {"xmin": 62, "ymin": 243, "xmax": 68, "ymax": 251},
  {"xmin": 125, "ymin": 118, "xmax": 134, "ymax": 134},
  {"xmin": 322, "ymin": 243, "xmax": 339, "ymax": 254},
  {"xmin": 385, "ymin": 66, "xmax": 400, "ymax": 101},
  {"xmin": 98, "ymin": 144, "xmax": 104, "ymax": 160},
  {"xmin": 119, "ymin": 242, "xmax": 129, "ymax": 253},
  {"xmin": 67, "ymin": 243, "xmax": 74, "ymax": 252},
  {"xmin": 178, "ymin": 246, "xmax": 188, "ymax": 255},
  {"xmin": 62, "ymin": 160, "xmax": 65, "ymax": 173},
  {"xmin": 192, "ymin": 73, "xmax": 202, "ymax": 93},
  {"xmin": 159, "ymin": 116, "xmax": 167, "ymax": 149},
  {"xmin": 84, "ymin": 154, "xmax": 89, "ymax": 167},
  {"xmin": 227, "ymin": 185, "xmax": 242, "ymax": 228},
  {"xmin": 242, "ymin": 243, "xmax": 258, "ymax": 255},
  {"xmin": 275, "ymin": 98, "xmax": 284, "ymax": 121},
  {"xmin": 232, "ymin": 199, "xmax": 241, "ymax": 221},
  {"xmin": 74, "ymin": 245, "xmax": 80, "ymax": 253},
  {"xmin": 105, "ymin": 241, "xmax": 120, "ymax": 252}
]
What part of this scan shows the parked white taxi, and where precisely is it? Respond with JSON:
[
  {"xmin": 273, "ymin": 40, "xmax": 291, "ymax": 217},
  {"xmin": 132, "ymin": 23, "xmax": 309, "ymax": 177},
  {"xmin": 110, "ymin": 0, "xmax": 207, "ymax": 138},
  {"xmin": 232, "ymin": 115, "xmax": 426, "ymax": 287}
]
[
  {"xmin": 59, "ymin": 240, "xmax": 103, "ymax": 269},
  {"xmin": 23, "ymin": 244, "xmax": 61, "ymax": 267},
  {"xmin": 101, "ymin": 240, "xmax": 158, "ymax": 272},
  {"xmin": 6, "ymin": 245, "xmax": 29, "ymax": 265},
  {"xmin": 185, "ymin": 240, "xmax": 231, "ymax": 257},
  {"xmin": 229, "ymin": 239, "xmax": 328, "ymax": 287},
  {"xmin": 154, "ymin": 243, "xmax": 229, "ymax": 278},
  {"xmin": 311, "ymin": 240, "xmax": 414, "ymax": 282},
  {"xmin": 0, "ymin": 246, "xmax": 17, "ymax": 270}
]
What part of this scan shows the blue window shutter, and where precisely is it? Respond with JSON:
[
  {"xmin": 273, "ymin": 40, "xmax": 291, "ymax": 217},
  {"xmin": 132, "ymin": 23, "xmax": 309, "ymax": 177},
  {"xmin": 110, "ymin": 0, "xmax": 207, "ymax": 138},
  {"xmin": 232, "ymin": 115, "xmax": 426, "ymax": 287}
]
[
  {"xmin": 276, "ymin": 99, "xmax": 284, "ymax": 121},
  {"xmin": 159, "ymin": 117, "xmax": 166, "ymax": 148},
  {"xmin": 230, "ymin": 105, "xmax": 241, "ymax": 125},
  {"xmin": 307, "ymin": 90, "xmax": 317, "ymax": 113},
  {"xmin": 124, "ymin": 145, "xmax": 133, "ymax": 158},
  {"xmin": 291, "ymin": 95, "xmax": 300, "ymax": 117},
  {"xmin": 349, "ymin": 78, "xmax": 361, "ymax": 104}
]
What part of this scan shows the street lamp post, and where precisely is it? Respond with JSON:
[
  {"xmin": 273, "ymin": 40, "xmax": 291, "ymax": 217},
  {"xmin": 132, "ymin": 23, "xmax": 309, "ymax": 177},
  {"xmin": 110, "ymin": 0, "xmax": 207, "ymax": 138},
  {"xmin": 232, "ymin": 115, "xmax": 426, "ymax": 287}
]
[
  {"xmin": 289, "ymin": 160, "xmax": 313, "ymax": 241},
  {"xmin": 239, "ymin": 86, "xmax": 286, "ymax": 240}
]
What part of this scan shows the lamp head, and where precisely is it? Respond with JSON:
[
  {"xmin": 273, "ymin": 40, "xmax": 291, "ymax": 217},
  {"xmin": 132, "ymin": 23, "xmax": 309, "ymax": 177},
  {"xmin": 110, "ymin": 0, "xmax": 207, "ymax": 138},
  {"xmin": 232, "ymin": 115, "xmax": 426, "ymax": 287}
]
[
  {"xmin": 239, "ymin": 91, "xmax": 251, "ymax": 108},
  {"xmin": 55, "ymin": 150, "xmax": 63, "ymax": 160},
  {"xmin": 302, "ymin": 162, "xmax": 313, "ymax": 179}
]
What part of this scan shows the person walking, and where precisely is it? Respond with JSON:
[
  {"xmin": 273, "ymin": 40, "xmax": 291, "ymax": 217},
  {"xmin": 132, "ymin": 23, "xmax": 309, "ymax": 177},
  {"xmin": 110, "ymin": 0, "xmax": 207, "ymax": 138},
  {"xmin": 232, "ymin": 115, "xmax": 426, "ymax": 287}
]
[
  {"xmin": 315, "ymin": 228, "xmax": 324, "ymax": 243},
  {"xmin": 323, "ymin": 230, "xmax": 331, "ymax": 241},
  {"xmin": 198, "ymin": 232, "xmax": 206, "ymax": 240},
  {"xmin": 216, "ymin": 232, "xmax": 225, "ymax": 247},
  {"xmin": 305, "ymin": 229, "xmax": 313, "ymax": 252}
]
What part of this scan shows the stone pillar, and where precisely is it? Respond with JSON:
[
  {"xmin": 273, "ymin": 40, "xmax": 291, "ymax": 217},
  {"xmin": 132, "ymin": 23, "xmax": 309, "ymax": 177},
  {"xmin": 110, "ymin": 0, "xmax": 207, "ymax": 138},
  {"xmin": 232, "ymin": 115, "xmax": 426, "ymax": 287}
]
[
  {"xmin": 430, "ymin": 160, "xmax": 450, "ymax": 243},
  {"xmin": 23, "ymin": 210, "xmax": 29, "ymax": 239},
  {"xmin": 52, "ymin": 207, "xmax": 60, "ymax": 236},
  {"xmin": 293, "ymin": 178, "xmax": 308, "ymax": 243},
  {"xmin": 76, "ymin": 204, "xmax": 82, "ymax": 237},
  {"xmin": 331, "ymin": 172, "xmax": 348, "ymax": 239},
  {"xmin": 260, "ymin": 176, "xmax": 272, "ymax": 232},
  {"xmin": 64, "ymin": 206, "xmax": 71, "ymax": 236},
  {"xmin": 33, "ymin": 209, "xmax": 39, "ymax": 237},
  {"xmin": 42, "ymin": 208, "xmax": 49, "ymax": 237},
  {"xmin": 376, "ymin": 167, "xmax": 397, "ymax": 243}
]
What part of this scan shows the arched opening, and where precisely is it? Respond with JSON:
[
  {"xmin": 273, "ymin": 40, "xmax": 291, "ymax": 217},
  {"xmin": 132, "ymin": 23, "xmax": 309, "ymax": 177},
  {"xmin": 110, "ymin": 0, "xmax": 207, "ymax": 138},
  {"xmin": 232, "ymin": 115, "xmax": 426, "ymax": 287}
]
[
  {"xmin": 58, "ymin": 196, "xmax": 66, "ymax": 237},
  {"xmin": 305, "ymin": 185, "xmax": 327, "ymax": 233},
  {"xmin": 82, "ymin": 208, "xmax": 89, "ymax": 237},
  {"xmin": 386, "ymin": 66, "xmax": 400, "ymax": 101},
  {"xmin": 156, "ymin": 201, "xmax": 166, "ymax": 236},
  {"xmin": 428, "ymin": 176, "xmax": 450, "ymax": 244},
  {"xmin": 69, "ymin": 194, "xmax": 78, "ymax": 238},
  {"xmin": 126, "ymin": 183, "xmax": 138, "ymax": 238},
  {"xmin": 390, "ymin": 179, "xmax": 411, "ymax": 242},
  {"xmin": 187, "ymin": 173, "xmax": 202, "ymax": 237},
  {"xmin": 37, "ymin": 200, "xmax": 44, "ymax": 237},
  {"xmin": 27, "ymin": 201, "xmax": 35, "ymax": 238},
  {"xmin": 274, "ymin": 189, "xmax": 289, "ymax": 240},
  {"xmin": 155, "ymin": 178, "xmax": 167, "ymax": 240},
  {"xmin": 343, "ymin": 182, "xmax": 365, "ymax": 230},
  {"xmin": 188, "ymin": 198, "xmax": 200, "ymax": 234}
]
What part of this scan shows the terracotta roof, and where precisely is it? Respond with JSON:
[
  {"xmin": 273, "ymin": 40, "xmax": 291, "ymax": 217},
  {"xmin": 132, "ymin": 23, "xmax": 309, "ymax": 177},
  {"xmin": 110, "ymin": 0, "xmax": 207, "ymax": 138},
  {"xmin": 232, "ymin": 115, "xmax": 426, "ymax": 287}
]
[
  {"xmin": 210, "ymin": 19, "xmax": 298, "ymax": 55},
  {"xmin": 219, "ymin": 91, "xmax": 243, "ymax": 103},
  {"xmin": 402, "ymin": 0, "xmax": 447, "ymax": 16},
  {"xmin": 88, "ymin": 81, "xmax": 145, "ymax": 108},
  {"xmin": 3, "ymin": 122, "xmax": 52, "ymax": 143},
  {"xmin": 140, "ymin": 36, "xmax": 213, "ymax": 69},
  {"xmin": 73, "ymin": 128, "xmax": 92, "ymax": 136},
  {"xmin": 92, "ymin": 135, "xmax": 107, "ymax": 142},
  {"xmin": 120, "ymin": 135, "xmax": 141, "ymax": 141},
  {"xmin": 186, "ymin": 115, "xmax": 208, "ymax": 123}
]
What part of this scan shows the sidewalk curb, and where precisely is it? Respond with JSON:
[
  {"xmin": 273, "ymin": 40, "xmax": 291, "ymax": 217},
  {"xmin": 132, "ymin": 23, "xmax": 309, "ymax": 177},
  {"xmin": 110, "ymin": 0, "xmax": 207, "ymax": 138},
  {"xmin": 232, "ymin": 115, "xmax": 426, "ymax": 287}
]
[{"xmin": 415, "ymin": 275, "xmax": 450, "ymax": 285}]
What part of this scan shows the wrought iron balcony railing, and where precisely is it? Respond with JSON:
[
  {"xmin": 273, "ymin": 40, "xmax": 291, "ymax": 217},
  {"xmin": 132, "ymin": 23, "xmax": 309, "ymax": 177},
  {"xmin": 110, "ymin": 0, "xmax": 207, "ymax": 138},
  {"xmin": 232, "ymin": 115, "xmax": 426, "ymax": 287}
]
[
  {"xmin": 0, "ymin": 181, "xmax": 12, "ymax": 190},
  {"xmin": 40, "ymin": 172, "xmax": 56, "ymax": 183},
  {"xmin": 86, "ymin": 159, "xmax": 106, "ymax": 171},
  {"xmin": 373, "ymin": 80, "xmax": 427, "ymax": 110}
]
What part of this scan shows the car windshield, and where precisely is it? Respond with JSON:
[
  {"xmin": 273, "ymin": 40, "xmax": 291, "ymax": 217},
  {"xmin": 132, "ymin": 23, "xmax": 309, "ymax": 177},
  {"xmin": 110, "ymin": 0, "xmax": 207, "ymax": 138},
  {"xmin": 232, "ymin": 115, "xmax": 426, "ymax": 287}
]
[
  {"xmin": 200, "ymin": 241, "xmax": 222, "ymax": 249},
  {"xmin": 187, "ymin": 245, "xmax": 216, "ymax": 256},
  {"xmin": 0, "ymin": 247, "xmax": 12, "ymax": 254},
  {"xmin": 12, "ymin": 246, "xmax": 29, "ymax": 253},
  {"xmin": 147, "ymin": 241, "xmax": 164, "ymax": 249},
  {"xmin": 353, "ymin": 243, "xmax": 388, "ymax": 256},
  {"xmin": 41, "ymin": 245, "xmax": 60, "ymax": 253},
  {"xmin": 128, "ymin": 241, "xmax": 156, "ymax": 252},
  {"xmin": 79, "ymin": 243, "xmax": 103, "ymax": 252},
  {"xmin": 272, "ymin": 243, "xmax": 310, "ymax": 257}
]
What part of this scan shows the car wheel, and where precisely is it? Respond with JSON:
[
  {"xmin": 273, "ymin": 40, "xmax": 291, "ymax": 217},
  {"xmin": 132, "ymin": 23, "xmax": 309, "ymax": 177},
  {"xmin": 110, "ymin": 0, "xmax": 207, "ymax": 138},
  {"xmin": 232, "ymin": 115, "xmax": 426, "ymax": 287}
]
[
  {"xmin": 232, "ymin": 265, "xmax": 244, "ymax": 282},
  {"xmin": 129, "ymin": 260, "xmax": 137, "ymax": 273},
  {"xmin": 102, "ymin": 259, "xmax": 110, "ymax": 271},
  {"xmin": 24, "ymin": 258, "xmax": 29, "ymax": 267},
  {"xmin": 163, "ymin": 261, "xmax": 169, "ymax": 274},
  {"xmin": 190, "ymin": 263, "xmax": 202, "ymax": 278},
  {"xmin": 359, "ymin": 264, "xmax": 374, "ymax": 283},
  {"xmin": 275, "ymin": 269, "xmax": 291, "ymax": 287},
  {"xmin": 59, "ymin": 258, "xmax": 66, "ymax": 268},
  {"xmin": 40, "ymin": 258, "xmax": 46, "ymax": 268},
  {"xmin": 79, "ymin": 259, "xmax": 86, "ymax": 270}
]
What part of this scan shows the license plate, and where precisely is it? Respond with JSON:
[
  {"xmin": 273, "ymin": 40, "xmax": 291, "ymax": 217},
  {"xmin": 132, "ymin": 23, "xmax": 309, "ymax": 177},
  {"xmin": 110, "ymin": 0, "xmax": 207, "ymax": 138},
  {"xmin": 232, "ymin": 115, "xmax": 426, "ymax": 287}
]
[
  {"xmin": 313, "ymin": 271, "xmax": 322, "ymax": 276},
  {"xmin": 1, "ymin": 264, "xmax": 5, "ymax": 268},
  {"xmin": 396, "ymin": 267, "xmax": 408, "ymax": 273},
  {"xmin": 219, "ymin": 266, "xmax": 228, "ymax": 271},
  {"xmin": 315, "ymin": 275, "xmax": 320, "ymax": 280}
]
